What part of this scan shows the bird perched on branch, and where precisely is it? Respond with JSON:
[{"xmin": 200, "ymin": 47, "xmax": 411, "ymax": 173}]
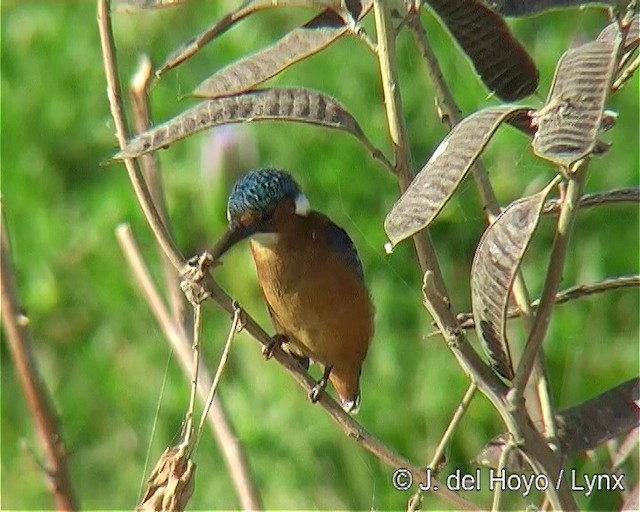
[{"xmin": 210, "ymin": 168, "xmax": 374, "ymax": 413}]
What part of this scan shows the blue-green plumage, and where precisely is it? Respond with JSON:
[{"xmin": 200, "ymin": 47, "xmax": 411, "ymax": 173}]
[{"xmin": 227, "ymin": 168, "xmax": 301, "ymax": 222}]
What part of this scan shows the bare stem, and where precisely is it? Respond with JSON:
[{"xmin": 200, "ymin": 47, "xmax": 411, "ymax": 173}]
[
  {"xmin": 97, "ymin": 0, "xmax": 183, "ymax": 269},
  {"xmin": 511, "ymin": 161, "xmax": 589, "ymax": 401},
  {"xmin": 183, "ymin": 304, "xmax": 202, "ymax": 449},
  {"xmin": 613, "ymin": 53, "xmax": 639, "ymax": 91},
  {"xmin": 456, "ymin": 275, "xmax": 640, "ymax": 329},
  {"xmin": 1, "ymin": 202, "xmax": 78, "ymax": 511},
  {"xmin": 491, "ymin": 439, "xmax": 516, "ymax": 511},
  {"xmin": 197, "ymin": 307, "xmax": 241, "ymax": 444},
  {"xmin": 373, "ymin": 0, "xmax": 445, "ymax": 281},
  {"xmin": 542, "ymin": 187, "xmax": 640, "ymax": 215},
  {"xmin": 128, "ymin": 55, "xmax": 186, "ymax": 324},
  {"xmin": 428, "ymin": 382, "xmax": 477, "ymax": 470},
  {"xmin": 117, "ymin": 225, "xmax": 263, "ymax": 511},
  {"xmin": 408, "ymin": 14, "xmax": 552, "ymax": 436}
]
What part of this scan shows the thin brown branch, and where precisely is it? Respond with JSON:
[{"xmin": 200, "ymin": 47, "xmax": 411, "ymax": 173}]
[
  {"xmin": 456, "ymin": 275, "xmax": 640, "ymax": 330},
  {"xmin": 373, "ymin": 0, "xmax": 444, "ymax": 283},
  {"xmin": 128, "ymin": 55, "xmax": 185, "ymax": 324},
  {"xmin": 542, "ymin": 187, "xmax": 640, "ymax": 215},
  {"xmin": 490, "ymin": 437, "xmax": 516, "ymax": 512},
  {"xmin": 97, "ymin": 0, "xmax": 183, "ymax": 270},
  {"xmin": 180, "ymin": 270, "xmax": 479, "ymax": 509},
  {"xmin": 428, "ymin": 382, "xmax": 477, "ymax": 470},
  {"xmin": 421, "ymin": 272, "xmax": 578, "ymax": 511},
  {"xmin": 100, "ymin": 3, "xmax": 263, "ymax": 507},
  {"xmin": 116, "ymin": 225, "xmax": 263, "ymax": 511},
  {"xmin": 196, "ymin": 307, "xmax": 240, "ymax": 445},
  {"xmin": 182, "ymin": 304, "xmax": 202, "ymax": 449},
  {"xmin": 409, "ymin": 12, "xmax": 550, "ymax": 440},
  {"xmin": 100, "ymin": 16, "xmax": 471, "ymax": 511},
  {"xmin": 613, "ymin": 53, "xmax": 639, "ymax": 91},
  {"xmin": 0, "ymin": 202, "xmax": 78, "ymax": 511},
  {"xmin": 511, "ymin": 161, "xmax": 589, "ymax": 401}
]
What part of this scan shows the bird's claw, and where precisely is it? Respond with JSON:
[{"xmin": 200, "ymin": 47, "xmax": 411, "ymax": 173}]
[
  {"xmin": 262, "ymin": 334, "xmax": 287, "ymax": 360},
  {"xmin": 308, "ymin": 383, "xmax": 324, "ymax": 403},
  {"xmin": 308, "ymin": 366, "xmax": 332, "ymax": 404}
]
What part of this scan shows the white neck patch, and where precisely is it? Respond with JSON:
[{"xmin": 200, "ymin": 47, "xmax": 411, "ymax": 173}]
[
  {"xmin": 295, "ymin": 193, "xmax": 310, "ymax": 216},
  {"xmin": 252, "ymin": 232, "xmax": 280, "ymax": 248}
]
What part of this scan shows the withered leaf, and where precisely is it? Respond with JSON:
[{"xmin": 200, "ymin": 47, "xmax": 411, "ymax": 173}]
[
  {"xmin": 475, "ymin": 378, "xmax": 640, "ymax": 470},
  {"xmin": 470, "ymin": 180, "xmax": 557, "ymax": 380},
  {"xmin": 384, "ymin": 106, "xmax": 529, "ymax": 248},
  {"xmin": 424, "ymin": 0, "xmax": 539, "ymax": 100},
  {"xmin": 484, "ymin": 0, "xmax": 615, "ymax": 17},
  {"xmin": 113, "ymin": 0, "xmax": 187, "ymax": 11},
  {"xmin": 532, "ymin": 35, "xmax": 621, "ymax": 165},
  {"xmin": 113, "ymin": 88, "xmax": 371, "ymax": 160},
  {"xmin": 191, "ymin": 0, "xmax": 372, "ymax": 98},
  {"xmin": 598, "ymin": 14, "xmax": 639, "ymax": 53},
  {"xmin": 156, "ymin": 0, "xmax": 370, "ymax": 78}
]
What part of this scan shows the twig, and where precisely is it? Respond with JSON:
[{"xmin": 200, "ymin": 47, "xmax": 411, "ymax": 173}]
[
  {"xmin": 373, "ymin": 0, "xmax": 445, "ymax": 281},
  {"xmin": 0, "ymin": 202, "xmax": 78, "ymax": 511},
  {"xmin": 196, "ymin": 307, "xmax": 241, "ymax": 445},
  {"xmin": 128, "ymin": 55, "xmax": 185, "ymax": 325},
  {"xmin": 542, "ymin": 187, "xmax": 640, "ymax": 215},
  {"xmin": 613, "ymin": 53, "xmax": 639, "ymax": 91},
  {"xmin": 182, "ymin": 304, "xmax": 202, "ymax": 449},
  {"xmin": 422, "ymin": 272, "xmax": 578, "ymax": 510},
  {"xmin": 511, "ymin": 161, "xmax": 589, "ymax": 401},
  {"xmin": 97, "ymin": 0, "xmax": 183, "ymax": 270},
  {"xmin": 101, "ymin": 2, "xmax": 263, "ymax": 507},
  {"xmin": 427, "ymin": 382, "xmax": 477, "ymax": 471},
  {"xmin": 456, "ymin": 275, "xmax": 640, "ymax": 329},
  {"xmin": 408, "ymin": 13, "xmax": 551, "ymax": 436},
  {"xmin": 490, "ymin": 439, "xmax": 516, "ymax": 512},
  {"xmin": 117, "ymin": 226, "xmax": 263, "ymax": 511}
]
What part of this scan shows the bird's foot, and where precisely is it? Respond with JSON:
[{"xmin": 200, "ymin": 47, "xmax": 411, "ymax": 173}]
[
  {"xmin": 262, "ymin": 334, "xmax": 287, "ymax": 360},
  {"xmin": 308, "ymin": 366, "xmax": 333, "ymax": 404}
]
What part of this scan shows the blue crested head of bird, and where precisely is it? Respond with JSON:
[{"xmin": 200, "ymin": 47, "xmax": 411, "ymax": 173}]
[{"xmin": 210, "ymin": 168, "xmax": 310, "ymax": 260}]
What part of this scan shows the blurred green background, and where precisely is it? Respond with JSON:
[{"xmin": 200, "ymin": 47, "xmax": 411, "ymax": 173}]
[{"xmin": 1, "ymin": 1, "xmax": 638, "ymax": 510}]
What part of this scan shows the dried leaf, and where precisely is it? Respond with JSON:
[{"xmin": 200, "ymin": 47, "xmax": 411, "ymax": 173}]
[
  {"xmin": 598, "ymin": 14, "xmax": 639, "ymax": 54},
  {"xmin": 113, "ymin": 88, "xmax": 371, "ymax": 160},
  {"xmin": 156, "ymin": 0, "xmax": 369, "ymax": 78},
  {"xmin": 424, "ymin": 0, "xmax": 539, "ymax": 100},
  {"xmin": 556, "ymin": 378, "xmax": 640, "ymax": 455},
  {"xmin": 532, "ymin": 35, "xmax": 621, "ymax": 165},
  {"xmin": 384, "ymin": 106, "xmax": 529, "ymax": 248},
  {"xmin": 191, "ymin": 0, "xmax": 372, "ymax": 98},
  {"xmin": 113, "ymin": 0, "xmax": 187, "ymax": 11},
  {"xmin": 484, "ymin": 0, "xmax": 616, "ymax": 17},
  {"xmin": 137, "ymin": 445, "xmax": 195, "ymax": 512},
  {"xmin": 476, "ymin": 378, "xmax": 640, "ymax": 469},
  {"xmin": 470, "ymin": 180, "xmax": 557, "ymax": 380}
]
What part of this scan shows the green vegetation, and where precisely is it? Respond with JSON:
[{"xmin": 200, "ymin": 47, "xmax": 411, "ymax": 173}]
[{"xmin": 2, "ymin": 1, "xmax": 638, "ymax": 509}]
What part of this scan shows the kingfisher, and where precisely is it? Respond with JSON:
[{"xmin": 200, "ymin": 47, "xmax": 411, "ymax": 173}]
[{"xmin": 209, "ymin": 168, "xmax": 374, "ymax": 413}]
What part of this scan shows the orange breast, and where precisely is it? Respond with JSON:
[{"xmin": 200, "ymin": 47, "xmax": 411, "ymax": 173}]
[{"xmin": 249, "ymin": 211, "xmax": 374, "ymax": 403}]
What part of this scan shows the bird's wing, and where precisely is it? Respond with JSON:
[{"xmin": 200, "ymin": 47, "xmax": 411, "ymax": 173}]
[{"xmin": 325, "ymin": 220, "xmax": 365, "ymax": 282}]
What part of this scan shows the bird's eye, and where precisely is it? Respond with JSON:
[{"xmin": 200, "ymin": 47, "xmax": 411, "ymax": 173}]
[{"xmin": 239, "ymin": 209, "xmax": 261, "ymax": 227}]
